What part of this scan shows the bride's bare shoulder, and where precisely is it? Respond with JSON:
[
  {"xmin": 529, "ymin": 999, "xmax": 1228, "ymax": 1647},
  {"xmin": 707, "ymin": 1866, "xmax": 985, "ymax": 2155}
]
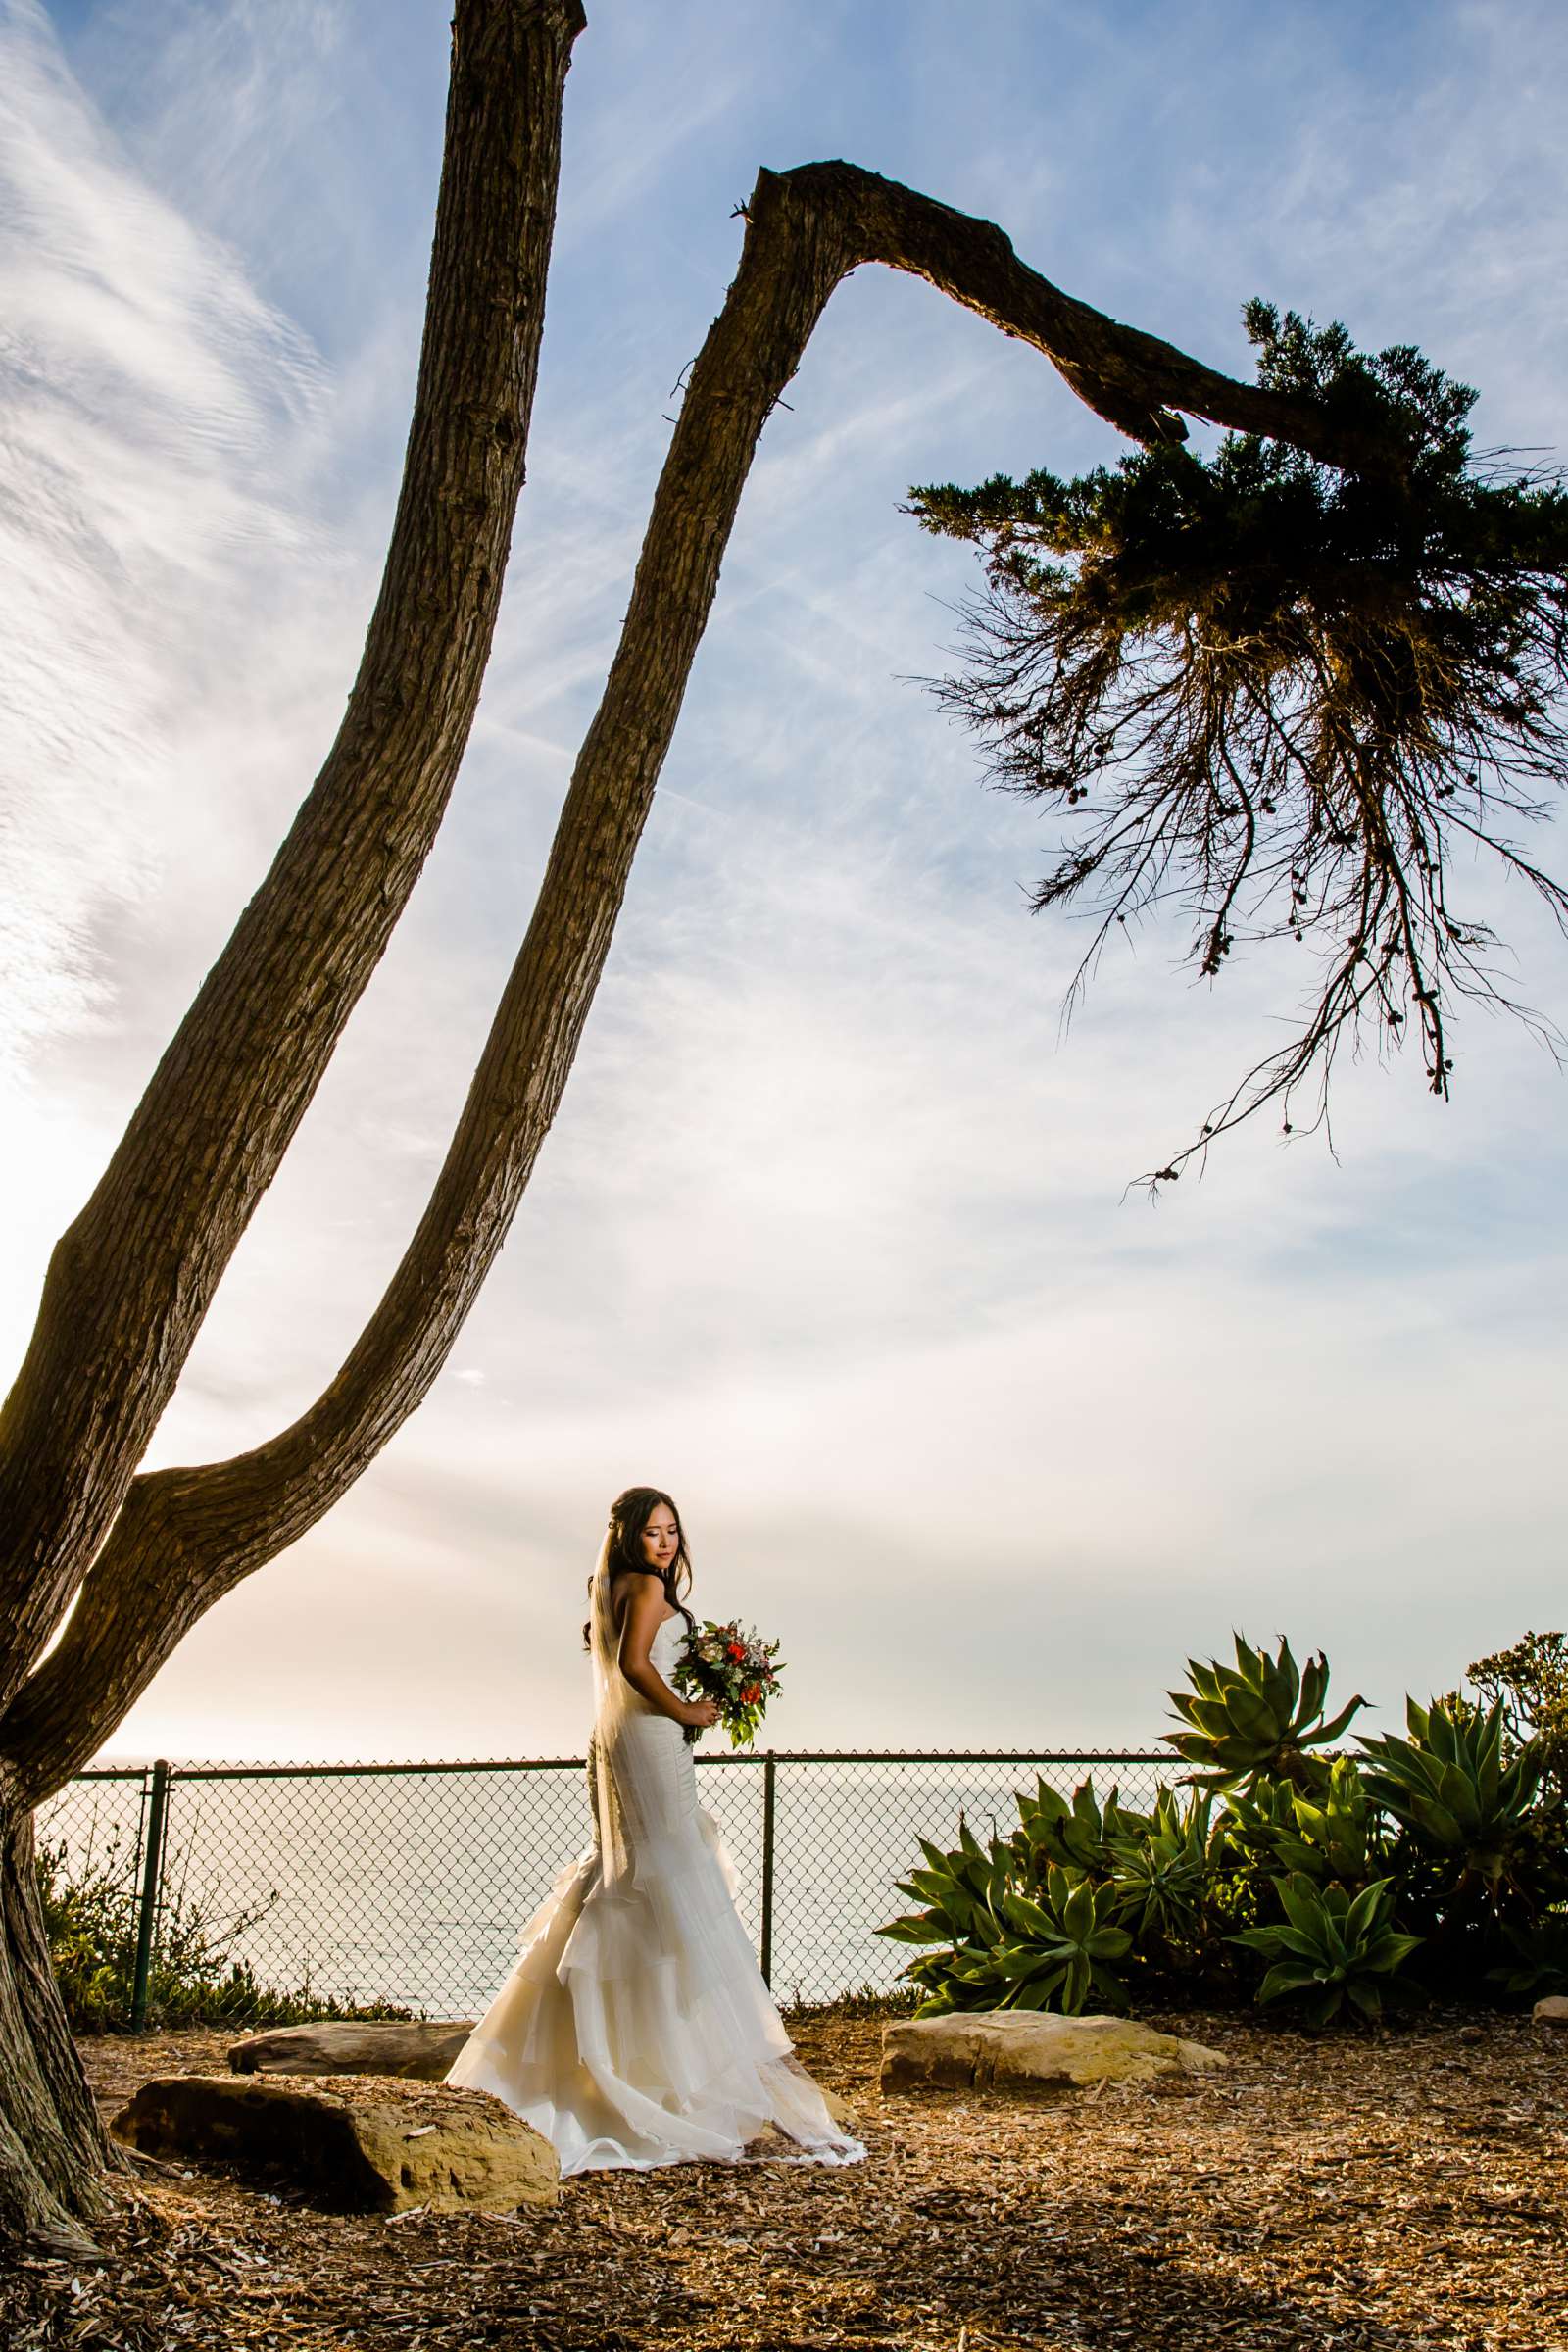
[{"xmin": 609, "ymin": 1565, "xmax": 669, "ymax": 1630}]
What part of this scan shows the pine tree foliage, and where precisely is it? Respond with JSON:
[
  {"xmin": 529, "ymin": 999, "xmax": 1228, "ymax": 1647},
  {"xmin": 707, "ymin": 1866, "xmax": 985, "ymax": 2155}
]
[{"xmin": 909, "ymin": 305, "xmax": 1568, "ymax": 1173}]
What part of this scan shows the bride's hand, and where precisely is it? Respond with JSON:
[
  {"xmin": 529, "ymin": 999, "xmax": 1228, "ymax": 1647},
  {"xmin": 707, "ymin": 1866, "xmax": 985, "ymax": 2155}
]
[{"xmin": 681, "ymin": 1698, "xmax": 720, "ymax": 1730}]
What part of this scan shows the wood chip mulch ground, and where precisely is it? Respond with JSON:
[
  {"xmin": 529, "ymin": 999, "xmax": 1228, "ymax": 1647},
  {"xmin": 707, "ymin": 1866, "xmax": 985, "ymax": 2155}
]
[{"xmin": 3, "ymin": 2001, "xmax": 1564, "ymax": 2351}]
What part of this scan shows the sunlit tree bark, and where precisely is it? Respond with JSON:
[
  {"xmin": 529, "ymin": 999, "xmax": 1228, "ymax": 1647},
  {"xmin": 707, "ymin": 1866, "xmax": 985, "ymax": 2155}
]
[
  {"xmin": 0, "ymin": 11, "xmax": 1368, "ymax": 2256},
  {"xmin": 0, "ymin": 0, "xmax": 584, "ymax": 2255}
]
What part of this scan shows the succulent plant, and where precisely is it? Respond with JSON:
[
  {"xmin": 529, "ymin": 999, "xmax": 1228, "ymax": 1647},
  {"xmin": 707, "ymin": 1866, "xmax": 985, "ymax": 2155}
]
[
  {"xmin": 1225, "ymin": 1755, "xmax": 1384, "ymax": 1886},
  {"xmin": 1357, "ymin": 1697, "xmax": 1544, "ymax": 1899},
  {"xmin": 1486, "ymin": 1915, "xmax": 1568, "ymax": 2000},
  {"xmin": 1010, "ymin": 1773, "xmax": 1149, "ymax": 1877},
  {"xmin": 1103, "ymin": 1787, "xmax": 1213, "ymax": 1957},
  {"xmin": 1232, "ymin": 1873, "xmax": 1422, "ymax": 2026},
  {"xmin": 985, "ymin": 1867, "xmax": 1132, "ymax": 2014},
  {"xmin": 1165, "ymin": 1635, "xmax": 1366, "ymax": 1792},
  {"xmin": 877, "ymin": 1826, "xmax": 1131, "ymax": 2016},
  {"xmin": 880, "ymin": 1636, "xmax": 1564, "ymax": 2031},
  {"xmin": 877, "ymin": 1819, "xmax": 1010, "ymax": 1962}
]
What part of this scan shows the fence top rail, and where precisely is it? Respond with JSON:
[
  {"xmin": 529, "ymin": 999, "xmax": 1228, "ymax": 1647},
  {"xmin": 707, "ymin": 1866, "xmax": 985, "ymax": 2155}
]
[{"xmin": 68, "ymin": 1748, "xmax": 1175, "ymax": 1783}]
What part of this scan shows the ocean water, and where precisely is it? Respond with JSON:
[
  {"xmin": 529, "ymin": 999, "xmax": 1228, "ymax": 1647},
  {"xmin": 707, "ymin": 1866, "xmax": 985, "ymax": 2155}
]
[{"xmin": 44, "ymin": 1748, "xmax": 1176, "ymax": 2018}]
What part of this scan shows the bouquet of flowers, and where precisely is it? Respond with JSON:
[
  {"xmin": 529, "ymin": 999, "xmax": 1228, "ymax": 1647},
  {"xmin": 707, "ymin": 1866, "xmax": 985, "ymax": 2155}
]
[{"xmin": 672, "ymin": 1619, "xmax": 783, "ymax": 1748}]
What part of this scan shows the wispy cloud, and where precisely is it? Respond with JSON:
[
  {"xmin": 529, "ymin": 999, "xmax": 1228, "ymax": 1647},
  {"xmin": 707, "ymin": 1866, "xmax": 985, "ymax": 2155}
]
[{"xmin": 0, "ymin": 0, "xmax": 339, "ymax": 1080}]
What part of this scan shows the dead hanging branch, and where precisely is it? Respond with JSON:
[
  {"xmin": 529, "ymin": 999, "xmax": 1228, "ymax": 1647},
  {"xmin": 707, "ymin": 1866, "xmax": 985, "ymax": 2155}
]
[{"xmin": 910, "ymin": 304, "xmax": 1568, "ymax": 1183}]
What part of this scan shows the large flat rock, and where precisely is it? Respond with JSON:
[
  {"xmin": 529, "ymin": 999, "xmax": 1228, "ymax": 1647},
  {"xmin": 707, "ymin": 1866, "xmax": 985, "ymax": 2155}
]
[
  {"xmin": 881, "ymin": 2010, "xmax": 1227, "ymax": 2097},
  {"xmin": 228, "ymin": 2019, "xmax": 476, "ymax": 2081},
  {"xmin": 111, "ymin": 2072, "xmax": 558, "ymax": 2214},
  {"xmin": 1535, "ymin": 1995, "xmax": 1568, "ymax": 2029}
]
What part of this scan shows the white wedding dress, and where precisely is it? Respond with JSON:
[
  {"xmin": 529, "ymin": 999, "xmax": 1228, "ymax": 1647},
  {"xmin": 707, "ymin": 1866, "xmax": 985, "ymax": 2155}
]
[{"xmin": 444, "ymin": 1563, "xmax": 865, "ymax": 2177}]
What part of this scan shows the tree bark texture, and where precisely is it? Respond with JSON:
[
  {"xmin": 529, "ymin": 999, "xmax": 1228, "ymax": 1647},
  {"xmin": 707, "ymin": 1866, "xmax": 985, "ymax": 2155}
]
[
  {"xmin": 0, "ymin": 0, "xmax": 585, "ymax": 1720},
  {"xmin": 3, "ymin": 161, "xmax": 1355, "ymax": 1810},
  {"xmin": 0, "ymin": 0, "xmax": 583, "ymax": 2253},
  {"xmin": 0, "ymin": 1787, "xmax": 125, "ymax": 2257},
  {"xmin": 0, "ymin": 68, "xmax": 1361, "ymax": 2251}
]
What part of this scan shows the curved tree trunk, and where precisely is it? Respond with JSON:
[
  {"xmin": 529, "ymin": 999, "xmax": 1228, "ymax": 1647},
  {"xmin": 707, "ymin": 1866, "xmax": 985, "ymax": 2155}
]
[
  {"xmin": 1, "ymin": 162, "xmax": 1359, "ymax": 1810},
  {"xmin": 0, "ymin": 74, "xmax": 1360, "ymax": 2269},
  {"xmin": 0, "ymin": 1786, "xmax": 124, "ymax": 2259},
  {"xmin": 0, "ymin": 0, "xmax": 585, "ymax": 1720},
  {"xmin": 0, "ymin": 0, "xmax": 583, "ymax": 2254}
]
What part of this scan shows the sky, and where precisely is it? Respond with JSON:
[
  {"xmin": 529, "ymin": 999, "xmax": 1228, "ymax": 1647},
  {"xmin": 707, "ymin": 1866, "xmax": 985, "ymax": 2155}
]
[{"xmin": 4, "ymin": 0, "xmax": 1567, "ymax": 1764}]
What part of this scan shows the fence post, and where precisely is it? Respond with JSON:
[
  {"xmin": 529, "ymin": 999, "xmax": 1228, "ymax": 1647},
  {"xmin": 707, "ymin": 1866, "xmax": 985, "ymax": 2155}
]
[
  {"xmin": 129, "ymin": 1759, "xmax": 172, "ymax": 2034},
  {"xmin": 759, "ymin": 1750, "xmax": 776, "ymax": 1988}
]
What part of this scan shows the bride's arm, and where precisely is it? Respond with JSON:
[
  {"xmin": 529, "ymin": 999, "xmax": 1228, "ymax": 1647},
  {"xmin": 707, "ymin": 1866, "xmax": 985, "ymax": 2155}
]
[{"xmin": 614, "ymin": 1574, "xmax": 714, "ymax": 1727}]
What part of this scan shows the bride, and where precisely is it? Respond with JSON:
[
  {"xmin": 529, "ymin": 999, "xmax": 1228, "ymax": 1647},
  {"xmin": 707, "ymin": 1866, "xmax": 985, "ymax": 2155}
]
[{"xmin": 444, "ymin": 1485, "xmax": 866, "ymax": 2176}]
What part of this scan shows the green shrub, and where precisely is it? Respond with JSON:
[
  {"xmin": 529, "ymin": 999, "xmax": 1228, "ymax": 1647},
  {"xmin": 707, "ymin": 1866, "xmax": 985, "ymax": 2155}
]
[
  {"xmin": 1487, "ymin": 1915, "xmax": 1568, "ymax": 2001},
  {"xmin": 1165, "ymin": 1636, "xmax": 1365, "ymax": 1793},
  {"xmin": 1466, "ymin": 1631, "xmax": 1568, "ymax": 1802},
  {"xmin": 1231, "ymin": 1874, "xmax": 1421, "ymax": 2027},
  {"xmin": 878, "ymin": 1632, "xmax": 1566, "ymax": 2029}
]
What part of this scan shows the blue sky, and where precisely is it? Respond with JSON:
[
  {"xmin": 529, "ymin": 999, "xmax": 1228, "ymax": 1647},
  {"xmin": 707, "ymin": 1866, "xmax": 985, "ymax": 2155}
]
[{"xmin": 5, "ymin": 0, "xmax": 1567, "ymax": 1761}]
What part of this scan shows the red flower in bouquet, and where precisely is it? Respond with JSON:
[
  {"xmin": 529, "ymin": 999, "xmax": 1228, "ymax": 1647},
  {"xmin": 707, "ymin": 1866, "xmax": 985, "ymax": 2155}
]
[{"xmin": 672, "ymin": 1618, "xmax": 784, "ymax": 1748}]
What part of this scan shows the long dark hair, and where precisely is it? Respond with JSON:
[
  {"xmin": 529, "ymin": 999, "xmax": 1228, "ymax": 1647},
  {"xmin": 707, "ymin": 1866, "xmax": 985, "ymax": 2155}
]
[{"xmin": 582, "ymin": 1485, "xmax": 697, "ymax": 1649}]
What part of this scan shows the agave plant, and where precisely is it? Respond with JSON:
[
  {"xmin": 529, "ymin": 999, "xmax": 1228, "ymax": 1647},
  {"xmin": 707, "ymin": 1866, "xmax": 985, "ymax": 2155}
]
[
  {"xmin": 1225, "ymin": 1756, "xmax": 1384, "ymax": 1886},
  {"xmin": 876, "ymin": 1822, "xmax": 1131, "ymax": 2017},
  {"xmin": 1357, "ymin": 1697, "xmax": 1544, "ymax": 1900},
  {"xmin": 1010, "ymin": 1774, "xmax": 1149, "ymax": 1877},
  {"xmin": 1103, "ymin": 1787, "xmax": 1213, "ymax": 1961},
  {"xmin": 904, "ymin": 1866, "xmax": 1129, "ymax": 2017},
  {"xmin": 986, "ymin": 1868, "xmax": 1132, "ymax": 2014},
  {"xmin": 1486, "ymin": 1915, "xmax": 1568, "ymax": 2000},
  {"xmin": 1165, "ymin": 1635, "xmax": 1366, "ymax": 1792},
  {"xmin": 877, "ymin": 1818, "xmax": 1011, "ymax": 1964},
  {"xmin": 1232, "ymin": 1873, "xmax": 1422, "ymax": 2026}
]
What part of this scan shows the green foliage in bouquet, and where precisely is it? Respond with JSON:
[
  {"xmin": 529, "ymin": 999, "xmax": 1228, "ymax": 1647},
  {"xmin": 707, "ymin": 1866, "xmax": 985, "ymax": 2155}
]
[
  {"xmin": 671, "ymin": 1618, "xmax": 783, "ymax": 1749},
  {"xmin": 878, "ymin": 1630, "xmax": 1566, "ymax": 2029}
]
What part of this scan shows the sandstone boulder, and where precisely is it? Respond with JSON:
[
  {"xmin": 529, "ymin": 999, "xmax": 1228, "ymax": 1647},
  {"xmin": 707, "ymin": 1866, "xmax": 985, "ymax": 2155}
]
[
  {"xmin": 228, "ymin": 2019, "xmax": 476, "ymax": 2081},
  {"xmin": 880, "ymin": 2009, "xmax": 1226, "ymax": 2098},
  {"xmin": 112, "ymin": 2072, "xmax": 558, "ymax": 2214},
  {"xmin": 1534, "ymin": 1995, "xmax": 1568, "ymax": 2029}
]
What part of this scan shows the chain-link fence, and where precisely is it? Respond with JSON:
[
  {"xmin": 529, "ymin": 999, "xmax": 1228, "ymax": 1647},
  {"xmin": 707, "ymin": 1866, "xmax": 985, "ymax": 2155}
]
[{"xmin": 40, "ymin": 1749, "xmax": 1178, "ymax": 2028}]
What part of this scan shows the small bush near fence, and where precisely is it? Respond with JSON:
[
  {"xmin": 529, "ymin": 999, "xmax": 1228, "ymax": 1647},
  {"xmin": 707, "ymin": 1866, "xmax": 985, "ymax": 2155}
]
[
  {"xmin": 878, "ymin": 1633, "xmax": 1568, "ymax": 2028},
  {"xmin": 36, "ymin": 1829, "xmax": 415, "ymax": 2034}
]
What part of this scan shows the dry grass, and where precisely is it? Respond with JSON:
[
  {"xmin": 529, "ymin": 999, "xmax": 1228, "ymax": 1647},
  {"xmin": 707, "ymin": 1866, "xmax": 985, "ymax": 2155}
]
[{"xmin": 3, "ymin": 2003, "xmax": 1564, "ymax": 2350}]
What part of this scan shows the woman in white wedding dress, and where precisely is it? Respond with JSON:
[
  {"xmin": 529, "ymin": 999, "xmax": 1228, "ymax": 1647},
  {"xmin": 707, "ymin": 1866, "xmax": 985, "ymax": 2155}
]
[{"xmin": 444, "ymin": 1486, "xmax": 866, "ymax": 2177}]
